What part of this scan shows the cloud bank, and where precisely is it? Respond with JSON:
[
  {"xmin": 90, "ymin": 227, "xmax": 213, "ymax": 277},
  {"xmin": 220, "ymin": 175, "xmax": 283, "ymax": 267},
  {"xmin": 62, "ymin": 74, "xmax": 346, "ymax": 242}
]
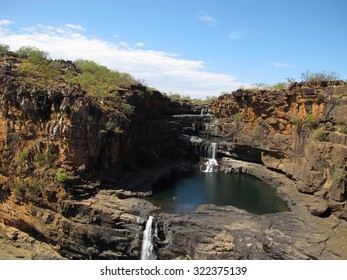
[{"xmin": 0, "ymin": 21, "xmax": 244, "ymax": 98}]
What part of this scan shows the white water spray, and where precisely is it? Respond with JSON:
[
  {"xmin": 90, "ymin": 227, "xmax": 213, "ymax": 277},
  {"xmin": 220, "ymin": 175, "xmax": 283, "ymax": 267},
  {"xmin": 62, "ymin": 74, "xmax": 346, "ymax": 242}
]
[
  {"xmin": 204, "ymin": 142, "xmax": 218, "ymax": 172},
  {"xmin": 140, "ymin": 215, "xmax": 156, "ymax": 260}
]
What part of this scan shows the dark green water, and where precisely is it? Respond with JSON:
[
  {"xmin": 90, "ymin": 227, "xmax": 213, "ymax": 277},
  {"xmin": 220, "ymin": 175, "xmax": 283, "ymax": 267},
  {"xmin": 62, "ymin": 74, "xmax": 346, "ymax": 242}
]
[{"xmin": 147, "ymin": 173, "xmax": 289, "ymax": 215}]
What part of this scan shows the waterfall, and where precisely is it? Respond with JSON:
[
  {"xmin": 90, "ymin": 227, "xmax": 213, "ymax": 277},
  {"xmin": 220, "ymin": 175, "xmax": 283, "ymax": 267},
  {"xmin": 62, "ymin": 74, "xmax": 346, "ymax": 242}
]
[
  {"xmin": 140, "ymin": 215, "xmax": 156, "ymax": 260},
  {"xmin": 204, "ymin": 142, "xmax": 218, "ymax": 172},
  {"xmin": 208, "ymin": 142, "xmax": 217, "ymax": 160}
]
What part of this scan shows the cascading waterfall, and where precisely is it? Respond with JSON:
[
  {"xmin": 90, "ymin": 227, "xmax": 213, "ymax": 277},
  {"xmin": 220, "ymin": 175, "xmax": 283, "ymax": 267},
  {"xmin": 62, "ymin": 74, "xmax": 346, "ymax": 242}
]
[
  {"xmin": 204, "ymin": 142, "xmax": 218, "ymax": 172},
  {"xmin": 140, "ymin": 215, "xmax": 156, "ymax": 260}
]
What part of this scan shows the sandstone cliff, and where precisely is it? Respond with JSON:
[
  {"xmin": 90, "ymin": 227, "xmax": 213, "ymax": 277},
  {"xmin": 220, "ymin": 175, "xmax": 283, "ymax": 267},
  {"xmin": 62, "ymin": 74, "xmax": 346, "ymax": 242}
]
[
  {"xmin": 209, "ymin": 82, "xmax": 347, "ymax": 219},
  {"xmin": 0, "ymin": 52, "xmax": 185, "ymax": 259},
  {"xmin": 1, "ymin": 50, "xmax": 346, "ymax": 260}
]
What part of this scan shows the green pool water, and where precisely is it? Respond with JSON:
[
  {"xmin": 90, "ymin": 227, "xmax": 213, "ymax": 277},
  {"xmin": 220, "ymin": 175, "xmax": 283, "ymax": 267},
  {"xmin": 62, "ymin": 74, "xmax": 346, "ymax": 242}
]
[{"xmin": 147, "ymin": 172, "xmax": 289, "ymax": 214}]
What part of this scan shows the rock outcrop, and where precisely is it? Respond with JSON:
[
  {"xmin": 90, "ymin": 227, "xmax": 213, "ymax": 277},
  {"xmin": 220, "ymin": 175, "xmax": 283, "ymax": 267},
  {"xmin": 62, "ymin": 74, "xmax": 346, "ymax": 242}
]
[
  {"xmin": 0, "ymin": 52, "xmax": 186, "ymax": 259},
  {"xmin": 155, "ymin": 159, "xmax": 347, "ymax": 260},
  {"xmin": 208, "ymin": 83, "xmax": 347, "ymax": 219},
  {"xmin": 1, "ymin": 51, "xmax": 346, "ymax": 260}
]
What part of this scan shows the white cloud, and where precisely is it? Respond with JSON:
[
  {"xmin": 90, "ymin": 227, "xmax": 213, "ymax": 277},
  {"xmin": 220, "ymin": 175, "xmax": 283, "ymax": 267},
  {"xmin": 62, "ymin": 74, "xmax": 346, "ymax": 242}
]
[
  {"xmin": 65, "ymin": 24, "xmax": 84, "ymax": 31},
  {"xmin": 228, "ymin": 31, "xmax": 245, "ymax": 40},
  {"xmin": 271, "ymin": 62, "xmax": 292, "ymax": 68},
  {"xmin": 135, "ymin": 42, "xmax": 144, "ymax": 47},
  {"xmin": 0, "ymin": 19, "xmax": 15, "ymax": 26},
  {"xmin": 0, "ymin": 19, "xmax": 15, "ymax": 34},
  {"xmin": 0, "ymin": 23, "xmax": 245, "ymax": 98},
  {"xmin": 197, "ymin": 11, "xmax": 218, "ymax": 26}
]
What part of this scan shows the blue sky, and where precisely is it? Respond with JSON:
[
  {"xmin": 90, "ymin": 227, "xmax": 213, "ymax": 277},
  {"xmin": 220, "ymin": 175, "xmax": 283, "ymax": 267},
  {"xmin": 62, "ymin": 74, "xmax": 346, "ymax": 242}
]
[{"xmin": 1, "ymin": 0, "xmax": 346, "ymax": 98}]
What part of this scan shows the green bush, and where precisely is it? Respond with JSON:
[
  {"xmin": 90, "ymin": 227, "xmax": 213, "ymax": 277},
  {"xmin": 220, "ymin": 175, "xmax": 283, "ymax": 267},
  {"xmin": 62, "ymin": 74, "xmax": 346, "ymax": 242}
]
[
  {"xmin": 105, "ymin": 120, "xmax": 116, "ymax": 131},
  {"xmin": 335, "ymin": 123, "xmax": 347, "ymax": 134},
  {"xmin": 291, "ymin": 115, "xmax": 301, "ymax": 125},
  {"xmin": 304, "ymin": 114, "xmax": 318, "ymax": 128},
  {"xmin": 19, "ymin": 150, "xmax": 29, "ymax": 161},
  {"xmin": 69, "ymin": 59, "xmax": 137, "ymax": 97},
  {"xmin": 49, "ymin": 60, "xmax": 65, "ymax": 71},
  {"xmin": 35, "ymin": 152, "xmax": 58, "ymax": 165},
  {"xmin": 232, "ymin": 113, "xmax": 241, "ymax": 121},
  {"xmin": 120, "ymin": 102, "xmax": 134, "ymax": 116},
  {"xmin": 16, "ymin": 46, "xmax": 48, "ymax": 64},
  {"xmin": 0, "ymin": 43, "xmax": 10, "ymax": 54},
  {"xmin": 332, "ymin": 168, "xmax": 347, "ymax": 183},
  {"xmin": 249, "ymin": 82, "xmax": 288, "ymax": 91},
  {"xmin": 272, "ymin": 82, "xmax": 288, "ymax": 90},
  {"xmin": 316, "ymin": 129, "xmax": 330, "ymax": 142},
  {"xmin": 300, "ymin": 70, "xmax": 340, "ymax": 82},
  {"xmin": 56, "ymin": 172, "xmax": 68, "ymax": 183}
]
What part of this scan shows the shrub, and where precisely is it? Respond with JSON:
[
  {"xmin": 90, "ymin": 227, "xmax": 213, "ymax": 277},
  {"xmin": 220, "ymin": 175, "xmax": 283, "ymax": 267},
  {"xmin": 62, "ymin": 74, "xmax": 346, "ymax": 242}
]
[
  {"xmin": 271, "ymin": 82, "xmax": 288, "ymax": 90},
  {"xmin": 291, "ymin": 115, "xmax": 301, "ymax": 125},
  {"xmin": 332, "ymin": 168, "xmax": 347, "ymax": 183},
  {"xmin": 105, "ymin": 120, "xmax": 116, "ymax": 131},
  {"xmin": 56, "ymin": 172, "xmax": 68, "ymax": 183},
  {"xmin": 166, "ymin": 92, "xmax": 192, "ymax": 101},
  {"xmin": 58, "ymin": 192, "xmax": 68, "ymax": 200},
  {"xmin": 204, "ymin": 96, "xmax": 217, "ymax": 103},
  {"xmin": 70, "ymin": 59, "xmax": 137, "ymax": 97},
  {"xmin": 335, "ymin": 122, "xmax": 347, "ymax": 134},
  {"xmin": 316, "ymin": 129, "xmax": 330, "ymax": 142},
  {"xmin": 251, "ymin": 83, "xmax": 271, "ymax": 90},
  {"xmin": 16, "ymin": 46, "xmax": 48, "ymax": 64},
  {"xmin": 120, "ymin": 102, "xmax": 134, "ymax": 116},
  {"xmin": 35, "ymin": 152, "xmax": 58, "ymax": 165},
  {"xmin": 0, "ymin": 43, "xmax": 10, "ymax": 54},
  {"xmin": 232, "ymin": 113, "xmax": 241, "ymax": 121},
  {"xmin": 49, "ymin": 60, "xmax": 65, "ymax": 71},
  {"xmin": 304, "ymin": 114, "xmax": 318, "ymax": 128},
  {"xmin": 300, "ymin": 70, "xmax": 340, "ymax": 82},
  {"xmin": 248, "ymin": 82, "xmax": 288, "ymax": 91},
  {"xmin": 19, "ymin": 150, "xmax": 29, "ymax": 161}
]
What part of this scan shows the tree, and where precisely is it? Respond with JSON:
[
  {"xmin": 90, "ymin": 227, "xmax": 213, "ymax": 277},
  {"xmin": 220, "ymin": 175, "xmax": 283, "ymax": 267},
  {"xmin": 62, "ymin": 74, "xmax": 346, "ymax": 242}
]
[
  {"xmin": 16, "ymin": 46, "xmax": 48, "ymax": 64},
  {"xmin": 0, "ymin": 43, "xmax": 10, "ymax": 54},
  {"xmin": 300, "ymin": 70, "xmax": 340, "ymax": 82}
]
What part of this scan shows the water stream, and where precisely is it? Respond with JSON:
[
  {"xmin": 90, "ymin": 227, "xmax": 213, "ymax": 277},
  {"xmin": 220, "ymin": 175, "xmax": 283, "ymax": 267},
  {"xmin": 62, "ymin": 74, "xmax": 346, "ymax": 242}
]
[
  {"xmin": 204, "ymin": 142, "xmax": 218, "ymax": 172},
  {"xmin": 140, "ymin": 215, "xmax": 156, "ymax": 260}
]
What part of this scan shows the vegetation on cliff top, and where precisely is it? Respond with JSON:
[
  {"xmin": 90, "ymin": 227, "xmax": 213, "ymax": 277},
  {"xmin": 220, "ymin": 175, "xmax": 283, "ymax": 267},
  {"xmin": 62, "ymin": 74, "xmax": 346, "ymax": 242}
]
[
  {"xmin": 9, "ymin": 45, "xmax": 138, "ymax": 98},
  {"xmin": 245, "ymin": 71, "xmax": 343, "ymax": 91},
  {"xmin": 68, "ymin": 59, "xmax": 138, "ymax": 97},
  {"xmin": 4, "ymin": 45, "xmax": 154, "ymax": 129}
]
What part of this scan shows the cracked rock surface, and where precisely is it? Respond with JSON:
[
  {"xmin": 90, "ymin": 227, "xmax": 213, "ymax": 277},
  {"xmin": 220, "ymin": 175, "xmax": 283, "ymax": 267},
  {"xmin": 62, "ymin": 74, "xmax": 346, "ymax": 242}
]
[{"xmin": 154, "ymin": 160, "xmax": 347, "ymax": 259}]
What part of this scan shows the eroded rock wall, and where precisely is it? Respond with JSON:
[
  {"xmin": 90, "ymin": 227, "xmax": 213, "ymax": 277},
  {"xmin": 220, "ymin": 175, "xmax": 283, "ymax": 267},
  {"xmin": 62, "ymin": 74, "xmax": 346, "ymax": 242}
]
[
  {"xmin": 0, "ymin": 53, "xmax": 181, "ymax": 259},
  {"xmin": 209, "ymin": 83, "xmax": 347, "ymax": 218}
]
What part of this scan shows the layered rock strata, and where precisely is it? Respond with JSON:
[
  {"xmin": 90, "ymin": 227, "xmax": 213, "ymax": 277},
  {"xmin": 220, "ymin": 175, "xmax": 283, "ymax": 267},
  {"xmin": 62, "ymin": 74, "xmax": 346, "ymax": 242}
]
[
  {"xmin": 155, "ymin": 159, "xmax": 347, "ymax": 260},
  {"xmin": 0, "ymin": 53, "xmax": 186, "ymax": 259},
  {"xmin": 1, "ymin": 52, "xmax": 346, "ymax": 259},
  {"xmin": 208, "ymin": 83, "xmax": 347, "ymax": 219}
]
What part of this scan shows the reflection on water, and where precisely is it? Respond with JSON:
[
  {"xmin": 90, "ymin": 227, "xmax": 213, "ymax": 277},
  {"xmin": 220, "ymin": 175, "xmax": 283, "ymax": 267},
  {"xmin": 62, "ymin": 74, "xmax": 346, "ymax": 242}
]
[{"xmin": 146, "ymin": 173, "xmax": 289, "ymax": 215}]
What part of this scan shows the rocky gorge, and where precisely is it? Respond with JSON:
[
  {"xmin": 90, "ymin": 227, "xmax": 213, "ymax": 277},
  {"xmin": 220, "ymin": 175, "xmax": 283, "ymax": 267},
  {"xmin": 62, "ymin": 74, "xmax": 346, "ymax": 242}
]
[{"xmin": 0, "ymin": 51, "xmax": 346, "ymax": 260}]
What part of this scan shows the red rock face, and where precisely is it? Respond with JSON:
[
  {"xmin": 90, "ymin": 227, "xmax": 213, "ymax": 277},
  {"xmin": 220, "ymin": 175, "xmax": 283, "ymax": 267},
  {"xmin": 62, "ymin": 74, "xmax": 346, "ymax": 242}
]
[
  {"xmin": 0, "ymin": 52, "xmax": 346, "ymax": 260},
  {"xmin": 0, "ymin": 53, "xmax": 179, "ymax": 179},
  {"xmin": 209, "ymin": 84, "xmax": 347, "ymax": 218},
  {"xmin": 0, "ymin": 53, "xmax": 184, "ymax": 259}
]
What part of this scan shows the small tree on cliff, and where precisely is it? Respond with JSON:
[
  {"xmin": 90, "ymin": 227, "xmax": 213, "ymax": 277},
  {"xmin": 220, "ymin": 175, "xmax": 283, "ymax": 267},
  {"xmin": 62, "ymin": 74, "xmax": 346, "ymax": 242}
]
[
  {"xmin": 0, "ymin": 43, "xmax": 10, "ymax": 54},
  {"xmin": 16, "ymin": 46, "xmax": 48, "ymax": 64},
  {"xmin": 300, "ymin": 70, "xmax": 340, "ymax": 82}
]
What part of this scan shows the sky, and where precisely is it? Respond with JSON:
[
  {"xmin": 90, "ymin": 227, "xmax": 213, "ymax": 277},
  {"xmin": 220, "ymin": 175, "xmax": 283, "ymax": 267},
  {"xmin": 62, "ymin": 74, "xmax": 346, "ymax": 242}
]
[{"xmin": 1, "ymin": 0, "xmax": 346, "ymax": 98}]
